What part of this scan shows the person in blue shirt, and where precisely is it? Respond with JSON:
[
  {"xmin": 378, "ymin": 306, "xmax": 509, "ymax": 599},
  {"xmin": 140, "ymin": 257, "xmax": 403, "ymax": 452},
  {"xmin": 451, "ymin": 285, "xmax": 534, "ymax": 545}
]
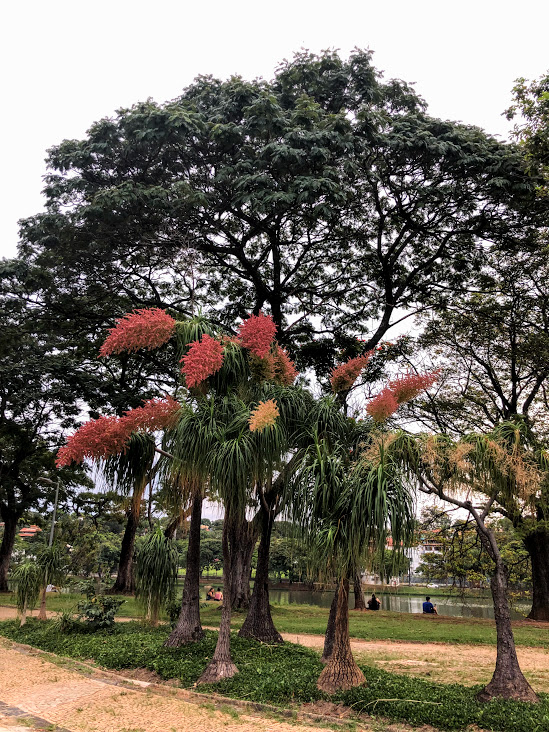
[{"xmin": 422, "ymin": 596, "xmax": 437, "ymax": 614}]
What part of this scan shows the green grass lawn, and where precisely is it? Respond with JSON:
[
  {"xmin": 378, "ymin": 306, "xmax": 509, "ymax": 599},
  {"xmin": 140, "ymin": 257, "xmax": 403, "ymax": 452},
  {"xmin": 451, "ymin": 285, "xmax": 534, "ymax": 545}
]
[
  {"xmin": 0, "ymin": 592, "xmax": 143, "ymax": 619},
  {"xmin": 201, "ymin": 603, "xmax": 549, "ymax": 648},
  {"xmin": 3, "ymin": 592, "xmax": 548, "ymax": 648}
]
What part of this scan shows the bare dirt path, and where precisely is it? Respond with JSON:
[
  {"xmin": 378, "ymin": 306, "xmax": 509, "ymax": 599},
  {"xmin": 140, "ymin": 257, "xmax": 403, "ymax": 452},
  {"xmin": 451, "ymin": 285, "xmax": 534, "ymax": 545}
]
[{"xmin": 280, "ymin": 632, "xmax": 549, "ymax": 691}]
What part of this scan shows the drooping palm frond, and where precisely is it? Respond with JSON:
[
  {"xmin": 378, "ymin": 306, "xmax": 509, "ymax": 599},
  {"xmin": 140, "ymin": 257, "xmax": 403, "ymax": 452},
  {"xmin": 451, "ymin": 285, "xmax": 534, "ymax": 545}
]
[
  {"xmin": 135, "ymin": 526, "xmax": 179, "ymax": 624},
  {"xmin": 101, "ymin": 433, "xmax": 156, "ymax": 496},
  {"xmin": 175, "ymin": 315, "xmax": 217, "ymax": 358},
  {"xmin": 13, "ymin": 560, "xmax": 41, "ymax": 615},
  {"xmin": 36, "ymin": 544, "xmax": 66, "ymax": 588}
]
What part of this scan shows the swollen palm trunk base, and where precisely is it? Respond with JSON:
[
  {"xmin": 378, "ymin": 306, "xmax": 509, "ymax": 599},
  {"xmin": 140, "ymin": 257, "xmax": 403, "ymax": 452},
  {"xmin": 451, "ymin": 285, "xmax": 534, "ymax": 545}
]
[
  {"xmin": 317, "ymin": 579, "xmax": 366, "ymax": 693},
  {"xmin": 198, "ymin": 519, "xmax": 238, "ymax": 683}
]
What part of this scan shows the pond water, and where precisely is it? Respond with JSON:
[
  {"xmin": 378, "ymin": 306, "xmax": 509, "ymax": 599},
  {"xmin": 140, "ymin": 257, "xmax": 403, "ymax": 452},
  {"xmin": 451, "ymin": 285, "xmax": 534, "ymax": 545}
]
[{"xmin": 267, "ymin": 588, "xmax": 530, "ymax": 620}]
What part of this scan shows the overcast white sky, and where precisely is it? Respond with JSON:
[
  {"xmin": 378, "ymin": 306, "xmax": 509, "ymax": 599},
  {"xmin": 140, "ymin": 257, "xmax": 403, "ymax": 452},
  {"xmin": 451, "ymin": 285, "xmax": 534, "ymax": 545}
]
[{"xmin": 1, "ymin": 0, "xmax": 548, "ymax": 260}]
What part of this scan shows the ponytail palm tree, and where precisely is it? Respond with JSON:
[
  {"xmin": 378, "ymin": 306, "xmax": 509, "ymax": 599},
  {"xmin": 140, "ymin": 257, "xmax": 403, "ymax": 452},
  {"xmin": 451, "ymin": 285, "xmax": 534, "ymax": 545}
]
[
  {"xmin": 136, "ymin": 526, "xmax": 178, "ymax": 625},
  {"xmin": 168, "ymin": 382, "xmax": 293, "ymax": 681},
  {"xmin": 290, "ymin": 397, "xmax": 414, "ymax": 693},
  {"xmin": 13, "ymin": 560, "xmax": 41, "ymax": 626},
  {"xmin": 238, "ymin": 383, "xmax": 313, "ymax": 644},
  {"xmin": 37, "ymin": 544, "xmax": 66, "ymax": 620},
  {"xmin": 368, "ymin": 424, "xmax": 539, "ymax": 703}
]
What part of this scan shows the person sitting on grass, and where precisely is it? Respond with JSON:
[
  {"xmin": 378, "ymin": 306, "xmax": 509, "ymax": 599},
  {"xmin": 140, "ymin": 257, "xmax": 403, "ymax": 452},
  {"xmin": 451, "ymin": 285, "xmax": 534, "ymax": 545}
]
[
  {"xmin": 367, "ymin": 593, "xmax": 381, "ymax": 610},
  {"xmin": 214, "ymin": 587, "xmax": 223, "ymax": 601},
  {"xmin": 206, "ymin": 587, "xmax": 215, "ymax": 601},
  {"xmin": 422, "ymin": 596, "xmax": 438, "ymax": 614}
]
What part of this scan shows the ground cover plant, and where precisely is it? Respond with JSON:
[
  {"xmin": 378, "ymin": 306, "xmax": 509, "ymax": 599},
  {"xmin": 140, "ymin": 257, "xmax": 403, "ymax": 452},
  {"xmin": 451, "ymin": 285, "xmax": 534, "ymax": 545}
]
[{"xmin": 1, "ymin": 620, "xmax": 549, "ymax": 731}]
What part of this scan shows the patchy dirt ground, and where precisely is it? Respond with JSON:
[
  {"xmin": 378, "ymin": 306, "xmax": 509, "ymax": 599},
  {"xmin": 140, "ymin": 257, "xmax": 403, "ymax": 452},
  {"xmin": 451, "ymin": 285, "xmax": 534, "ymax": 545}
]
[{"xmin": 280, "ymin": 631, "xmax": 549, "ymax": 691}]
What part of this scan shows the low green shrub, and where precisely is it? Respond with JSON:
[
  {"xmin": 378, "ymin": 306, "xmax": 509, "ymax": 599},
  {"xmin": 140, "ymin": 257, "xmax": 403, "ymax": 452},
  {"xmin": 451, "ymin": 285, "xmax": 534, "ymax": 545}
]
[
  {"xmin": 1, "ymin": 620, "xmax": 548, "ymax": 731},
  {"xmin": 76, "ymin": 586, "xmax": 125, "ymax": 630}
]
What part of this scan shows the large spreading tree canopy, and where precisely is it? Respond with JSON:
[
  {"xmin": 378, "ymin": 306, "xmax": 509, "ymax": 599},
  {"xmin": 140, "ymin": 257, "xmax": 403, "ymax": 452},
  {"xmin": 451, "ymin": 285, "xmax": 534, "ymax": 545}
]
[{"xmin": 14, "ymin": 50, "xmax": 542, "ymax": 379}]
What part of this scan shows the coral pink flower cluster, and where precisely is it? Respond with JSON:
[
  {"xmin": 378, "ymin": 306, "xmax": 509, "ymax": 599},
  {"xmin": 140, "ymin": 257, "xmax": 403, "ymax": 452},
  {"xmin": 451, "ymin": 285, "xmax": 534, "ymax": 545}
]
[
  {"xmin": 366, "ymin": 371, "xmax": 439, "ymax": 423},
  {"xmin": 238, "ymin": 312, "xmax": 277, "ymax": 358},
  {"xmin": 99, "ymin": 309, "xmax": 177, "ymax": 358},
  {"xmin": 330, "ymin": 353, "xmax": 373, "ymax": 393},
  {"xmin": 273, "ymin": 347, "xmax": 298, "ymax": 386},
  {"xmin": 56, "ymin": 397, "xmax": 181, "ymax": 466},
  {"xmin": 388, "ymin": 371, "xmax": 440, "ymax": 404},
  {"xmin": 365, "ymin": 389, "xmax": 399, "ymax": 423},
  {"xmin": 180, "ymin": 334, "xmax": 224, "ymax": 388},
  {"xmin": 249, "ymin": 399, "xmax": 280, "ymax": 432}
]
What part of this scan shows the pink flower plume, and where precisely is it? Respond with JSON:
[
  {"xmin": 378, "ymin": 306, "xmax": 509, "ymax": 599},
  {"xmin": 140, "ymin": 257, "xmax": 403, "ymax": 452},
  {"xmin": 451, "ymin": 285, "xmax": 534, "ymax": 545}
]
[
  {"xmin": 56, "ymin": 397, "xmax": 181, "ymax": 466},
  {"xmin": 330, "ymin": 352, "xmax": 373, "ymax": 393},
  {"xmin": 366, "ymin": 388, "xmax": 399, "ymax": 423},
  {"xmin": 388, "ymin": 371, "xmax": 440, "ymax": 404},
  {"xmin": 238, "ymin": 313, "xmax": 277, "ymax": 358},
  {"xmin": 180, "ymin": 334, "xmax": 224, "ymax": 389},
  {"xmin": 99, "ymin": 308, "xmax": 176, "ymax": 358}
]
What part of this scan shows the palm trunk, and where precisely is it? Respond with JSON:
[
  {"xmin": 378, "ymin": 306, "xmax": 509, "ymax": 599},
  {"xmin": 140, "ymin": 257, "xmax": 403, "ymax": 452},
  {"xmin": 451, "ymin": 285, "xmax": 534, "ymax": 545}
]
[
  {"xmin": 353, "ymin": 572, "xmax": 366, "ymax": 610},
  {"xmin": 524, "ymin": 528, "xmax": 549, "ymax": 621},
  {"xmin": 38, "ymin": 572, "xmax": 48, "ymax": 621},
  {"xmin": 20, "ymin": 597, "xmax": 27, "ymax": 627},
  {"xmin": 239, "ymin": 503, "xmax": 282, "ymax": 643},
  {"xmin": 110, "ymin": 502, "xmax": 140, "ymax": 594},
  {"xmin": 230, "ymin": 516, "xmax": 256, "ymax": 611},
  {"xmin": 477, "ymin": 559, "xmax": 538, "ymax": 702},
  {"xmin": 198, "ymin": 514, "xmax": 238, "ymax": 683},
  {"xmin": 321, "ymin": 584, "xmax": 339, "ymax": 664},
  {"xmin": 165, "ymin": 490, "xmax": 205, "ymax": 646},
  {"xmin": 0, "ymin": 510, "xmax": 19, "ymax": 592},
  {"xmin": 317, "ymin": 577, "xmax": 365, "ymax": 693}
]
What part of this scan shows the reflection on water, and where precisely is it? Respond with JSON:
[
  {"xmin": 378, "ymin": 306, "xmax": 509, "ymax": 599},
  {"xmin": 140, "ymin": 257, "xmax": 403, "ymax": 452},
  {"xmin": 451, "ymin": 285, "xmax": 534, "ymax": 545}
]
[{"xmin": 268, "ymin": 588, "xmax": 529, "ymax": 620}]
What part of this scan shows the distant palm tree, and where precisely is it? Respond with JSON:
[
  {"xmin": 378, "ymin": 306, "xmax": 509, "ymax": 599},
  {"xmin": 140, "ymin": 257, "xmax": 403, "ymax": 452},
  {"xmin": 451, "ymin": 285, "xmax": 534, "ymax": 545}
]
[
  {"xmin": 104, "ymin": 434, "xmax": 156, "ymax": 594},
  {"xmin": 135, "ymin": 526, "xmax": 178, "ymax": 625},
  {"xmin": 37, "ymin": 544, "xmax": 66, "ymax": 620},
  {"xmin": 13, "ymin": 560, "xmax": 41, "ymax": 626}
]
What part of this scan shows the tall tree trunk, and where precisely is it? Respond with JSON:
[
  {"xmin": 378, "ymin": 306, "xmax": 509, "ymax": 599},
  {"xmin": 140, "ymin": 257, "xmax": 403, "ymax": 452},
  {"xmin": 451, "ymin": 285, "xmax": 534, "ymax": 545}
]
[
  {"xmin": 321, "ymin": 584, "xmax": 339, "ymax": 664},
  {"xmin": 317, "ymin": 578, "xmax": 365, "ymax": 693},
  {"xmin": 524, "ymin": 528, "xmax": 549, "ymax": 621},
  {"xmin": 20, "ymin": 597, "xmax": 27, "ymax": 627},
  {"xmin": 38, "ymin": 578, "xmax": 48, "ymax": 620},
  {"xmin": 239, "ymin": 503, "xmax": 283, "ymax": 643},
  {"xmin": 166, "ymin": 491, "xmax": 205, "ymax": 646},
  {"xmin": 198, "ymin": 514, "xmax": 238, "ymax": 683},
  {"xmin": 230, "ymin": 515, "xmax": 256, "ymax": 611},
  {"xmin": 353, "ymin": 572, "xmax": 366, "ymax": 610},
  {"xmin": 0, "ymin": 510, "xmax": 19, "ymax": 592},
  {"xmin": 110, "ymin": 504, "xmax": 140, "ymax": 594},
  {"xmin": 477, "ymin": 560, "xmax": 538, "ymax": 702}
]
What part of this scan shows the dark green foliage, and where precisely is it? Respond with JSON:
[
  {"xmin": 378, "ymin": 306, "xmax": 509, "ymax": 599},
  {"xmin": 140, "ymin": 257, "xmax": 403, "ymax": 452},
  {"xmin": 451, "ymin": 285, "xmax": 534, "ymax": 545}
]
[
  {"xmin": 1, "ymin": 621, "xmax": 548, "ymax": 730},
  {"xmin": 339, "ymin": 668, "xmax": 549, "ymax": 731},
  {"xmin": 76, "ymin": 586, "xmax": 125, "ymax": 629},
  {"xmin": 12, "ymin": 560, "xmax": 41, "ymax": 613},
  {"xmin": 135, "ymin": 527, "xmax": 179, "ymax": 623}
]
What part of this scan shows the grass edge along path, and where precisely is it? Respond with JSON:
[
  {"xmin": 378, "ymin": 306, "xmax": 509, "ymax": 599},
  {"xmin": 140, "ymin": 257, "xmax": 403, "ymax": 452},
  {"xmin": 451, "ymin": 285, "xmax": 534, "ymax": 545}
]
[
  {"xmin": 201, "ymin": 603, "xmax": 549, "ymax": 648},
  {"xmin": 3, "ymin": 596, "xmax": 549, "ymax": 647},
  {"xmin": 2, "ymin": 621, "xmax": 549, "ymax": 731}
]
